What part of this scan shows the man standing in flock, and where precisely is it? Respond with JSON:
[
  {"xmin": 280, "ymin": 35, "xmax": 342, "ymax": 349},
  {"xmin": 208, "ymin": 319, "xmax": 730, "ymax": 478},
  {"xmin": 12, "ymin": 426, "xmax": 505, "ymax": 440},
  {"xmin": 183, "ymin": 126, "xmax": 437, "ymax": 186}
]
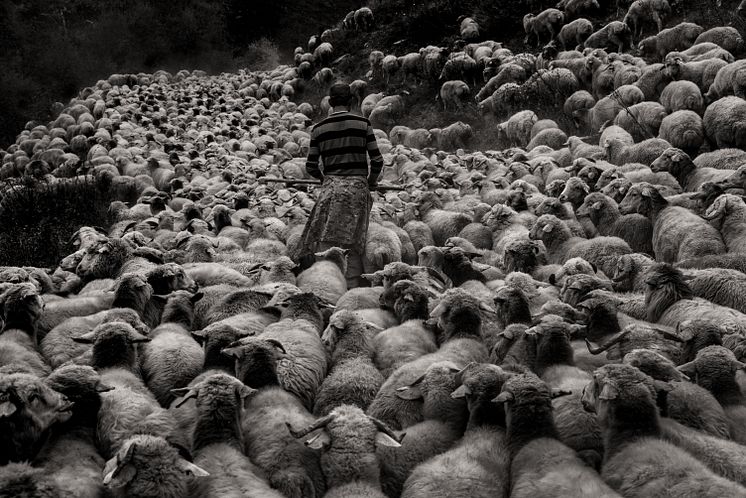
[{"xmin": 298, "ymin": 82, "xmax": 384, "ymax": 288}]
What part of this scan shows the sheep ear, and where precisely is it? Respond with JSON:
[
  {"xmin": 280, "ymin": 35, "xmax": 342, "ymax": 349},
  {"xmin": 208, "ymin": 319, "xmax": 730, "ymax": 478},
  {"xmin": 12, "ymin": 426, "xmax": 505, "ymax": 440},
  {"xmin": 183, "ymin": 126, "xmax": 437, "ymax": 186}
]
[
  {"xmin": 734, "ymin": 360, "xmax": 746, "ymax": 371},
  {"xmin": 0, "ymin": 401, "xmax": 16, "ymax": 417},
  {"xmin": 548, "ymin": 274, "xmax": 557, "ymax": 285},
  {"xmin": 478, "ymin": 301, "xmax": 496, "ymax": 314},
  {"xmin": 72, "ymin": 331, "xmax": 97, "ymax": 344},
  {"xmin": 592, "ymin": 202, "xmax": 603, "ymax": 210},
  {"xmin": 129, "ymin": 331, "xmax": 151, "ymax": 344},
  {"xmin": 599, "ymin": 383, "xmax": 619, "ymax": 400},
  {"xmin": 96, "ymin": 382, "xmax": 115, "ymax": 393},
  {"xmin": 429, "ymin": 302, "xmax": 447, "ymax": 318},
  {"xmin": 376, "ymin": 431, "xmax": 402, "ymax": 448},
  {"xmin": 491, "ymin": 391, "xmax": 514, "ymax": 403},
  {"xmin": 102, "ymin": 457, "xmax": 137, "ymax": 486},
  {"xmin": 190, "ymin": 292, "xmax": 204, "ymax": 303},
  {"xmin": 177, "ymin": 459, "xmax": 210, "ymax": 477},
  {"xmin": 305, "ymin": 430, "xmax": 331, "ymax": 450},
  {"xmin": 237, "ymin": 384, "xmax": 257, "ymax": 409},
  {"xmin": 221, "ymin": 346, "xmax": 243, "ymax": 359},
  {"xmin": 171, "ymin": 387, "xmax": 196, "ymax": 408},
  {"xmin": 542, "ymin": 223, "xmax": 554, "ymax": 233},
  {"xmin": 551, "ymin": 389, "xmax": 572, "ymax": 399},
  {"xmin": 450, "ymin": 384, "xmax": 471, "ymax": 399},
  {"xmin": 265, "ymin": 339, "xmax": 287, "ymax": 355},
  {"xmin": 190, "ymin": 330, "xmax": 207, "ymax": 344}
]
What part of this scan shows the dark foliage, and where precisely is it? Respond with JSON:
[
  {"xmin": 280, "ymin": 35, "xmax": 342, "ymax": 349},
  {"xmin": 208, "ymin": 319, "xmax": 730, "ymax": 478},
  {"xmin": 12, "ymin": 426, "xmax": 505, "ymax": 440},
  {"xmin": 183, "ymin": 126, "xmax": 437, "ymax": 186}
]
[{"xmin": 0, "ymin": 176, "xmax": 113, "ymax": 267}]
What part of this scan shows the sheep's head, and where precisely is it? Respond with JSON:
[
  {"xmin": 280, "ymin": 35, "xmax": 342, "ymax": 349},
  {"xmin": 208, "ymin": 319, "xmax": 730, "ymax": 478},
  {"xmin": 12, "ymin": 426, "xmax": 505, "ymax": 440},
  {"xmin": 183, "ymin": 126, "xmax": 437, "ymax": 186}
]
[
  {"xmin": 644, "ymin": 263, "xmax": 693, "ymax": 322},
  {"xmin": 430, "ymin": 288, "xmax": 493, "ymax": 340},
  {"xmin": 618, "ymin": 183, "xmax": 665, "ymax": 217},
  {"xmin": 313, "ymin": 246, "xmax": 349, "ymax": 274},
  {"xmin": 102, "ymin": 435, "xmax": 209, "ymax": 493},
  {"xmin": 0, "ymin": 282, "xmax": 44, "ymax": 333},
  {"xmin": 417, "ymin": 245, "xmax": 444, "ymax": 269},
  {"xmin": 0, "ymin": 372, "xmax": 74, "ymax": 427},
  {"xmin": 623, "ymin": 349, "xmax": 686, "ymax": 382},
  {"xmin": 287, "ymin": 405, "xmax": 402, "ymax": 455},
  {"xmin": 492, "ymin": 373, "xmax": 567, "ymax": 436},
  {"xmin": 558, "ymin": 177, "xmax": 589, "ymax": 207},
  {"xmin": 581, "ymin": 364, "xmax": 660, "ymax": 427},
  {"xmin": 147, "ymin": 263, "xmax": 198, "ymax": 294},
  {"xmin": 576, "ymin": 192, "xmax": 613, "ymax": 222},
  {"xmin": 45, "ymin": 364, "xmax": 113, "ymax": 422},
  {"xmin": 650, "ymin": 147, "xmax": 690, "ymax": 175},
  {"xmin": 702, "ymin": 194, "xmax": 744, "ymax": 226},
  {"xmin": 611, "ymin": 253, "xmax": 648, "ymax": 291},
  {"xmin": 529, "ymin": 214, "xmax": 570, "ymax": 246},
  {"xmin": 677, "ymin": 345, "xmax": 745, "ymax": 389},
  {"xmin": 494, "ymin": 285, "xmax": 532, "ymax": 326},
  {"xmin": 171, "ymin": 372, "xmax": 255, "ymax": 413},
  {"xmin": 221, "ymin": 337, "xmax": 287, "ymax": 387},
  {"xmin": 75, "ymin": 238, "xmax": 130, "ymax": 280},
  {"xmin": 321, "ymin": 310, "xmax": 378, "ymax": 352},
  {"xmin": 535, "ymin": 197, "xmax": 567, "ymax": 218},
  {"xmin": 451, "ymin": 363, "xmax": 513, "ymax": 422},
  {"xmin": 559, "ymin": 272, "xmax": 610, "ymax": 307}
]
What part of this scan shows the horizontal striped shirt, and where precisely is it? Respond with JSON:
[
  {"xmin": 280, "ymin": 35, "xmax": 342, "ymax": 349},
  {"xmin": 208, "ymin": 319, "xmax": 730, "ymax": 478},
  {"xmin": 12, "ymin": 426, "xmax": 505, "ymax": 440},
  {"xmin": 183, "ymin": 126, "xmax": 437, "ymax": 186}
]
[{"xmin": 305, "ymin": 111, "xmax": 384, "ymax": 180}]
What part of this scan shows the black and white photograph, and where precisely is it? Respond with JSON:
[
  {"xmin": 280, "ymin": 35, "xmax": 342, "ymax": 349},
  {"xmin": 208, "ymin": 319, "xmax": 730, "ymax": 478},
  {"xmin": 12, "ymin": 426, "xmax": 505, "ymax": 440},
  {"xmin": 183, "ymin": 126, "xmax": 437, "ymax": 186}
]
[{"xmin": 3, "ymin": 0, "xmax": 746, "ymax": 496}]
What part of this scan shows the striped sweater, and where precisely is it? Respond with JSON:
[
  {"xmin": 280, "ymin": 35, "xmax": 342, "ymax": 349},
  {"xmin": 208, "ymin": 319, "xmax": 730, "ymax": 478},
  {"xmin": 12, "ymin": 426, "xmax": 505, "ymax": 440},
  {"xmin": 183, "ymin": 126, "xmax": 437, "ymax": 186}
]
[{"xmin": 305, "ymin": 111, "xmax": 384, "ymax": 180}]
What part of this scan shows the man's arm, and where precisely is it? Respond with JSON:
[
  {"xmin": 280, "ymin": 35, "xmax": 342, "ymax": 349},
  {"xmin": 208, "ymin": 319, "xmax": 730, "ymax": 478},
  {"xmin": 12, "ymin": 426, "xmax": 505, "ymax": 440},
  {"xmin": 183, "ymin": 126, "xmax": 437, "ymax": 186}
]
[
  {"xmin": 366, "ymin": 123, "xmax": 384, "ymax": 185},
  {"xmin": 305, "ymin": 131, "xmax": 323, "ymax": 179}
]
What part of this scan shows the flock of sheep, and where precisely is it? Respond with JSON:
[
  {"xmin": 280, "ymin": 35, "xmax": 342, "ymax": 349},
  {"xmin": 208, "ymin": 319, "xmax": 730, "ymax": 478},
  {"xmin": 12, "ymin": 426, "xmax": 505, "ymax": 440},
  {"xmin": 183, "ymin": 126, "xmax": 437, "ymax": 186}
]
[{"xmin": 5, "ymin": 0, "xmax": 746, "ymax": 497}]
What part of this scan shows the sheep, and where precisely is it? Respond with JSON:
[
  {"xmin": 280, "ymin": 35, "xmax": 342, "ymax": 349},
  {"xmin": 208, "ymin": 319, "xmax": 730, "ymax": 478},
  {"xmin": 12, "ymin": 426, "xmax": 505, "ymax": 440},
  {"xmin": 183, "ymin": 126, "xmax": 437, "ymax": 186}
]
[
  {"xmin": 658, "ymin": 110, "xmax": 704, "ymax": 156},
  {"xmin": 701, "ymin": 194, "xmax": 746, "ymax": 253},
  {"xmin": 417, "ymin": 191, "xmax": 472, "ymax": 246},
  {"xmin": 288, "ymin": 405, "xmax": 400, "ymax": 498},
  {"xmin": 704, "ymin": 60, "xmax": 746, "ymax": 101},
  {"xmin": 354, "ymin": 6, "xmax": 374, "ymax": 31},
  {"xmin": 613, "ymin": 101, "xmax": 668, "ymax": 142},
  {"xmin": 459, "ymin": 16, "xmax": 480, "ymax": 40},
  {"xmin": 367, "ymin": 289, "xmax": 490, "ymax": 430},
  {"xmin": 695, "ymin": 26, "xmax": 744, "ymax": 54},
  {"xmin": 434, "ymin": 121, "xmax": 473, "ymax": 150},
  {"xmin": 558, "ymin": 0, "xmax": 600, "ymax": 19},
  {"xmin": 0, "ymin": 283, "xmax": 50, "ymax": 377},
  {"xmin": 638, "ymin": 22, "xmax": 705, "ymax": 61},
  {"xmin": 506, "ymin": 110, "xmax": 538, "ymax": 147},
  {"xmin": 171, "ymin": 374, "xmax": 283, "ymax": 498},
  {"xmin": 582, "ymin": 363, "xmax": 746, "ymax": 497},
  {"xmin": 34, "ymin": 364, "xmax": 113, "ymax": 498},
  {"xmin": 222, "ymin": 337, "xmax": 325, "ymax": 498},
  {"xmin": 703, "ymin": 96, "xmax": 746, "ymax": 150},
  {"xmin": 650, "ymin": 148, "xmax": 733, "ymax": 192},
  {"xmin": 604, "ymin": 137, "xmax": 671, "ymax": 166},
  {"xmin": 623, "ymin": 0, "xmax": 671, "ymax": 40},
  {"xmin": 528, "ymin": 214, "xmax": 632, "ymax": 277},
  {"xmin": 139, "ymin": 291, "xmax": 204, "ymax": 407},
  {"xmin": 584, "ymin": 21, "xmax": 633, "ymax": 53},
  {"xmin": 0, "ymin": 372, "xmax": 73, "ymax": 464},
  {"xmin": 494, "ymin": 373, "xmax": 618, "ymax": 496},
  {"xmin": 365, "ymin": 222, "xmax": 403, "ymax": 273},
  {"xmin": 400, "ymin": 363, "xmax": 511, "ymax": 498},
  {"xmin": 642, "ymin": 263, "xmax": 746, "ymax": 335},
  {"xmin": 100, "ymin": 434, "xmax": 210, "ymax": 497},
  {"xmin": 659, "ymin": 80, "xmax": 704, "ymax": 114},
  {"xmin": 523, "ymin": 9, "xmax": 565, "ymax": 47},
  {"xmin": 618, "ymin": 183, "xmax": 726, "ymax": 262},
  {"xmin": 664, "ymin": 55, "xmax": 728, "ymax": 93},
  {"xmin": 439, "ymin": 79, "xmax": 472, "ymax": 111},
  {"xmin": 438, "ymin": 53, "xmax": 478, "ymax": 86},
  {"xmin": 378, "ymin": 361, "xmax": 467, "ymax": 497},
  {"xmin": 296, "ymin": 246, "xmax": 348, "ymax": 305},
  {"xmin": 72, "ymin": 322, "xmax": 185, "ymax": 458},
  {"xmin": 623, "ymin": 349, "xmax": 731, "ymax": 438},
  {"xmin": 577, "ymin": 192, "xmax": 654, "ymax": 255},
  {"xmin": 374, "ymin": 280, "xmax": 437, "ymax": 377},
  {"xmin": 677, "ymin": 253, "xmax": 746, "ymax": 273},
  {"xmin": 694, "ymin": 148, "xmax": 746, "ymax": 170},
  {"xmin": 314, "ymin": 311, "xmax": 384, "ymax": 416},
  {"xmin": 678, "ymin": 346, "xmax": 746, "ymax": 444},
  {"xmin": 74, "ymin": 237, "xmax": 159, "ymax": 281},
  {"xmin": 41, "ymin": 307, "xmax": 148, "ymax": 369}
]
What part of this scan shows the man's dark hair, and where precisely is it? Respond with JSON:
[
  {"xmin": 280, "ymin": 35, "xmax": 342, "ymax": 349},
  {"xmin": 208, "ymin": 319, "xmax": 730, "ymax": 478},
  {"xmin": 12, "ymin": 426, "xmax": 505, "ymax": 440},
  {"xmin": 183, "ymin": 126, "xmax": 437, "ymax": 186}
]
[{"xmin": 329, "ymin": 82, "xmax": 353, "ymax": 107}]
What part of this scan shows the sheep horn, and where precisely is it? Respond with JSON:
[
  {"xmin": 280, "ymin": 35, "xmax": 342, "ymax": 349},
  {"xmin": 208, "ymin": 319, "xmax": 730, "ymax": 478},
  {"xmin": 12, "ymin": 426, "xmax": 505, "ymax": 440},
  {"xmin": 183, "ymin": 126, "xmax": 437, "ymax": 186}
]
[
  {"xmin": 585, "ymin": 329, "xmax": 629, "ymax": 355},
  {"xmin": 651, "ymin": 327, "xmax": 685, "ymax": 343},
  {"xmin": 286, "ymin": 414, "xmax": 335, "ymax": 439},
  {"xmin": 368, "ymin": 416, "xmax": 404, "ymax": 443},
  {"xmin": 121, "ymin": 221, "xmax": 138, "ymax": 234}
]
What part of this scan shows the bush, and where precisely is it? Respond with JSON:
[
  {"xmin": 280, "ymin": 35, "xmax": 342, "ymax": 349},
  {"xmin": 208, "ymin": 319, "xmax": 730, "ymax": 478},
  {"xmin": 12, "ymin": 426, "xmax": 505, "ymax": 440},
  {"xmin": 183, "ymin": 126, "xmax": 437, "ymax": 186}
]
[
  {"xmin": 235, "ymin": 38, "xmax": 282, "ymax": 72},
  {"xmin": 0, "ymin": 176, "xmax": 112, "ymax": 267}
]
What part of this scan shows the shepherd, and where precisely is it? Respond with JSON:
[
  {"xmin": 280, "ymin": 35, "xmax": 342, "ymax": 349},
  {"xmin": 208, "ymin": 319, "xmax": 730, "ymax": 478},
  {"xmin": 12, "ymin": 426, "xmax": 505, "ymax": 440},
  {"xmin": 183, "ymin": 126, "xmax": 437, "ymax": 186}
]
[{"xmin": 297, "ymin": 82, "xmax": 384, "ymax": 288}]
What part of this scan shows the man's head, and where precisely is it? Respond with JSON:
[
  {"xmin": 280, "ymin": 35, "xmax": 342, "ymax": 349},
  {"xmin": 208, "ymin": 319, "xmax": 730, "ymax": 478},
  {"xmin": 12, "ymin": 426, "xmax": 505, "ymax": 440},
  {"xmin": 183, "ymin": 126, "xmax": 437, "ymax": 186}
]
[{"xmin": 329, "ymin": 82, "xmax": 353, "ymax": 108}]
